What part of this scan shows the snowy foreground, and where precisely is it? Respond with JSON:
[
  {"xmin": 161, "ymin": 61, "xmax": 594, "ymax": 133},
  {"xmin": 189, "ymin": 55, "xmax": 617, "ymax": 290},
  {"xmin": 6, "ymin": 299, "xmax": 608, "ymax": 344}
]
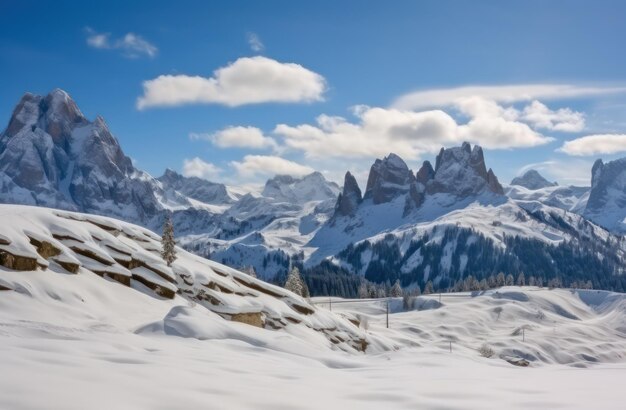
[{"xmin": 1, "ymin": 206, "xmax": 626, "ymax": 409}]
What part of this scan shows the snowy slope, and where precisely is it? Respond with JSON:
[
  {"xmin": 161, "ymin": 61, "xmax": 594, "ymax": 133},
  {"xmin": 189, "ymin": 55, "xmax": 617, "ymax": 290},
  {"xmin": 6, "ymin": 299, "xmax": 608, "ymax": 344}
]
[
  {"xmin": 2, "ymin": 279, "xmax": 626, "ymax": 409},
  {"xmin": 0, "ymin": 204, "xmax": 376, "ymax": 353},
  {"xmin": 506, "ymin": 184, "xmax": 589, "ymax": 213}
]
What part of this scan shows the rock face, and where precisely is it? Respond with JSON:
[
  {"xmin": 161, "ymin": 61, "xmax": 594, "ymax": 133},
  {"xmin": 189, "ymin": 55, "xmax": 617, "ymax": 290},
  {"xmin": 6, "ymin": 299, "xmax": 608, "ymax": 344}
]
[
  {"xmin": 510, "ymin": 170, "xmax": 557, "ymax": 190},
  {"xmin": 584, "ymin": 158, "xmax": 626, "ymax": 233},
  {"xmin": 334, "ymin": 142, "xmax": 506, "ymax": 220},
  {"xmin": 364, "ymin": 153, "xmax": 416, "ymax": 204},
  {"xmin": 158, "ymin": 169, "xmax": 233, "ymax": 205},
  {"xmin": 334, "ymin": 171, "xmax": 362, "ymax": 217},
  {"xmin": 415, "ymin": 160, "xmax": 435, "ymax": 185},
  {"xmin": 262, "ymin": 172, "xmax": 340, "ymax": 204},
  {"xmin": 0, "ymin": 89, "xmax": 165, "ymax": 225},
  {"xmin": 428, "ymin": 142, "xmax": 504, "ymax": 197}
]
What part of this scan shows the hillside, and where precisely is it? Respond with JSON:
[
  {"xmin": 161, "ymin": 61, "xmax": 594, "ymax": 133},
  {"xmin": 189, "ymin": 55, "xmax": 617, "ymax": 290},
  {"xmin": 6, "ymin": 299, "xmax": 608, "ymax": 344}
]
[{"xmin": 0, "ymin": 204, "xmax": 376, "ymax": 352}]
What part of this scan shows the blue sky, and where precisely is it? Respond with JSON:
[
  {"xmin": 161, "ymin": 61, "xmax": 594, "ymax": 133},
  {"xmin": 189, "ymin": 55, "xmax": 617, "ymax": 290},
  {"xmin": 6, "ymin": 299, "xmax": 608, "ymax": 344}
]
[{"xmin": 2, "ymin": 0, "xmax": 626, "ymax": 188}]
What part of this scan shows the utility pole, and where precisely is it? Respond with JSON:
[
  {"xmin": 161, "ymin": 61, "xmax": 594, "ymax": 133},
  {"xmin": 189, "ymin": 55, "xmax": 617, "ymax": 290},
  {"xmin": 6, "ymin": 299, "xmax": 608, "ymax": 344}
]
[
  {"xmin": 386, "ymin": 298, "xmax": 389, "ymax": 329},
  {"xmin": 522, "ymin": 327, "xmax": 525, "ymax": 342},
  {"xmin": 329, "ymin": 296, "xmax": 332, "ymax": 312}
]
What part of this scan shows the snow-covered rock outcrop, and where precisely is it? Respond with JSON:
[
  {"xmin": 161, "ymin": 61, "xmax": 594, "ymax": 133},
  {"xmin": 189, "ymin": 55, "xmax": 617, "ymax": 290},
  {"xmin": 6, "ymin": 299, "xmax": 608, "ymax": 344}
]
[{"xmin": 0, "ymin": 204, "xmax": 374, "ymax": 352}]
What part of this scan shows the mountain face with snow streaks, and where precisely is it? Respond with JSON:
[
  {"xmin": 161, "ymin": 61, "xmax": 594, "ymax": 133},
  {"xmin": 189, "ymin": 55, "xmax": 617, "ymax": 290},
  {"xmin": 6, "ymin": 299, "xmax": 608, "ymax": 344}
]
[{"xmin": 1, "ymin": 89, "xmax": 626, "ymax": 291}]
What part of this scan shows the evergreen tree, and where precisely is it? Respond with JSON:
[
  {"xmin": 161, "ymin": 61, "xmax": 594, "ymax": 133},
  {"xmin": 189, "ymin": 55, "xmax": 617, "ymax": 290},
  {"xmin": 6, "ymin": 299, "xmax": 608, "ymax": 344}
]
[
  {"xmin": 505, "ymin": 274, "xmax": 514, "ymax": 286},
  {"xmin": 516, "ymin": 272, "xmax": 526, "ymax": 286},
  {"xmin": 496, "ymin": 272, "xmax": 505, "ymax": 287},
  {"xmin": 358, "ymin": 281, "xmax": 369, "ymax": 298},
  {"xmin": 161, "ymin": 214, "xmax": 177, "ymax": 267},
  {"xmin": 390, "ymin": 279, "xmax": 403, "ymax": 297},
  {"xmin": 284, "ymin": 266, "xmax": 306, "ymax": 296},
  {"xmin": 424, "ymin": 280, "xmax": 434, "ymax": 295}
]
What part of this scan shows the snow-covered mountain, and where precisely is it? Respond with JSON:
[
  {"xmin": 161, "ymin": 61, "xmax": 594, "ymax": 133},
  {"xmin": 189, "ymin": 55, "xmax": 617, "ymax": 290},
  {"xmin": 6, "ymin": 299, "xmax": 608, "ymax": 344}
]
[
  {"xmin": 157, "ymin": 168, "xmax": 236, "ymax": 205},
  {"xmin": 510, "ymin": 170, "xmax": 558, "ymax": 190},
  {"xmin": 2, "ymin": 90, "xmax": 626, "ymax": 292},
  {"xmin": 0, "ymin": 89, "xmax": 192, "ymax": 225},
  {"xmin": 583, "ymin": 158, "xmax": 626, "ymax": 234},
  {"xmin": 310, "ymin": 143, "xmax": 626, "ymax": 291},
  {"xmin": 506, "ymin": 170, "xmax": 589, "ymax": 213},
  {"xmin": 263, "ymin": 172, "xmax": 340, "ymax": 204}
]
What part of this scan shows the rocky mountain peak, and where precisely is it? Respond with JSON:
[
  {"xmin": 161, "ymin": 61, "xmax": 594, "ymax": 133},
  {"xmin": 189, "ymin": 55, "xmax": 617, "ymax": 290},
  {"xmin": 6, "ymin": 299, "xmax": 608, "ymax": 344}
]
[
  {"xmin": 415, "ymin": 160, "xmax": 435, "ymax": 185},
  {"xmin": 510, "ymin": 170, "xmax": 558, "ymax": 190},
  {"xmin": 157, "ymin": 169, "xmax": 232, "ymax": 205},
  {"xmin": 364, "ymin": 153, "xmax": 415, "ymax": 204},
  {"xmin": 428, "ymin": 142, "xmax": 504, "ymax": 197},
  {"xmin": 4, "ymin": 89, "xmax": 87, "ymax": 143},
  {"xmin": 0, "ymin": 89, "xmax": 162, "ymax": 223},
  {"xmin": 584, "ymin": 157, "xmax": 626, "ymax": 233},
  {"xmin": 334, "ymin": 171, "xmax": 363, "ymax": 217}
]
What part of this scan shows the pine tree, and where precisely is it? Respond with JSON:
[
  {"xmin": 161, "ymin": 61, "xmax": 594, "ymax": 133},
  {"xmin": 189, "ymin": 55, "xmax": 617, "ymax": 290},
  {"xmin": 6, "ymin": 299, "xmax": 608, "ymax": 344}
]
[
  {"xmin": 390, "ymin": 279, "xmax": 403, "ymax": 297},
  {"xmin": 516, "ymin": 272, "xmax": 526, "ymax": 286},
  {"xmin": 161, "ymin": 214, "xmax": 177, "ymax": 267},
  {"xmin": 496, "ymin": 272, "xmax": 505, "ymax": 287},
  {"xmin": 358, "ymin": 281, "xmax": 369, "ymax": 298},
  {"xmin": 505, "ymin": 274, "xmax": 514, "ymax": 286},
  {"xmin": 284, "ymin": 267, "xmax": 309, "ymax": 297},
  {"xmin": 424, "ymin": 280, "xmax": 434, "ymax": 295}
]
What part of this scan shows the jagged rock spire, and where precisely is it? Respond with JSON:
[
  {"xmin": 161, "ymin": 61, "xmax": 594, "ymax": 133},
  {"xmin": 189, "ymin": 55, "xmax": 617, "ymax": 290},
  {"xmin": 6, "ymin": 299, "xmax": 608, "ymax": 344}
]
[{"xmin": 335, "ymin": 171, "xmax": 362, "ymax": 217}]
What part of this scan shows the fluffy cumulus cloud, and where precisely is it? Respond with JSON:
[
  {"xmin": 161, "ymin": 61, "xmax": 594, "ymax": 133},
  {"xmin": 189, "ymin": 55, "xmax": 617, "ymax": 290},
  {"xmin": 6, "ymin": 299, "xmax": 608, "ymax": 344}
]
[
  {"xmin": 230, "ymin": 155, "xmax": 314, "ymax": 178},
  {"xmin": 85, "ymin": 27, "xmax": 157, "ymax": 58},
  {"xmin": 182, "ymin": 157, "xmax": 222, "ymax": 180},
  {"xmin": 136, "ymin": 56, "xmax": 326, "ymax": 109},
  {"xmin": 273, "ymin": 99, "xmax": 552, "ymax": 160},
  {"xmin": 247, "ymin": 32, "xmax": 264, "ymax": 52},
  {"xmin": 558, "ymin": 134, "xmax": 626, "ymax": 156},
  {"xmin": 520, "ymin": 101, "xmax": 585, "ymax": 132},
  {"xmin": 392, "ymin": 84, "xmax": 626, "ymax": 110},
  {"xmin": 191, "ymin": 126, "xmax": 277, "ymax": 150}
]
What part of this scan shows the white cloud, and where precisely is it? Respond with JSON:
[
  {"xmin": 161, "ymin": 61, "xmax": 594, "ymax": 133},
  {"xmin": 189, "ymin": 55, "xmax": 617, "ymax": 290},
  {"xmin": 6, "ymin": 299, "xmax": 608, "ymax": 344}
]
[
  {"xmin": 190, "ymin": 126, "xmax": 277, "ymax": 150},
  {"xmin": 85, "ymin": 27, "xmax": 157, "ymax": 58},
  {"xmin": 558, "ymin": 134, "xmax": 626, "ymax": 156},
  {"xmin": 247, "ymin": 32, "xmax": 264, "ymax": 52},
  {"xmin": 274, "ymin": 101, "xmax": 552, "ymax": 160},
  {"xmin": 136, "ymin": 56, "xmax": 326, "ymax": 109},
  {"xmin": 520, "ymin": 100, "xmax": 585, "ymax": 132},
  {"xmin": 230, "ymin": 155, "xmax": 314, "ymax": 178},
  {"xmin": 392, "ymin": 84, "xmax": 626, "ymax": 111},
  {"xmin": 182, "ymin": 157, "xmax": 222, "ymax": 180}
]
